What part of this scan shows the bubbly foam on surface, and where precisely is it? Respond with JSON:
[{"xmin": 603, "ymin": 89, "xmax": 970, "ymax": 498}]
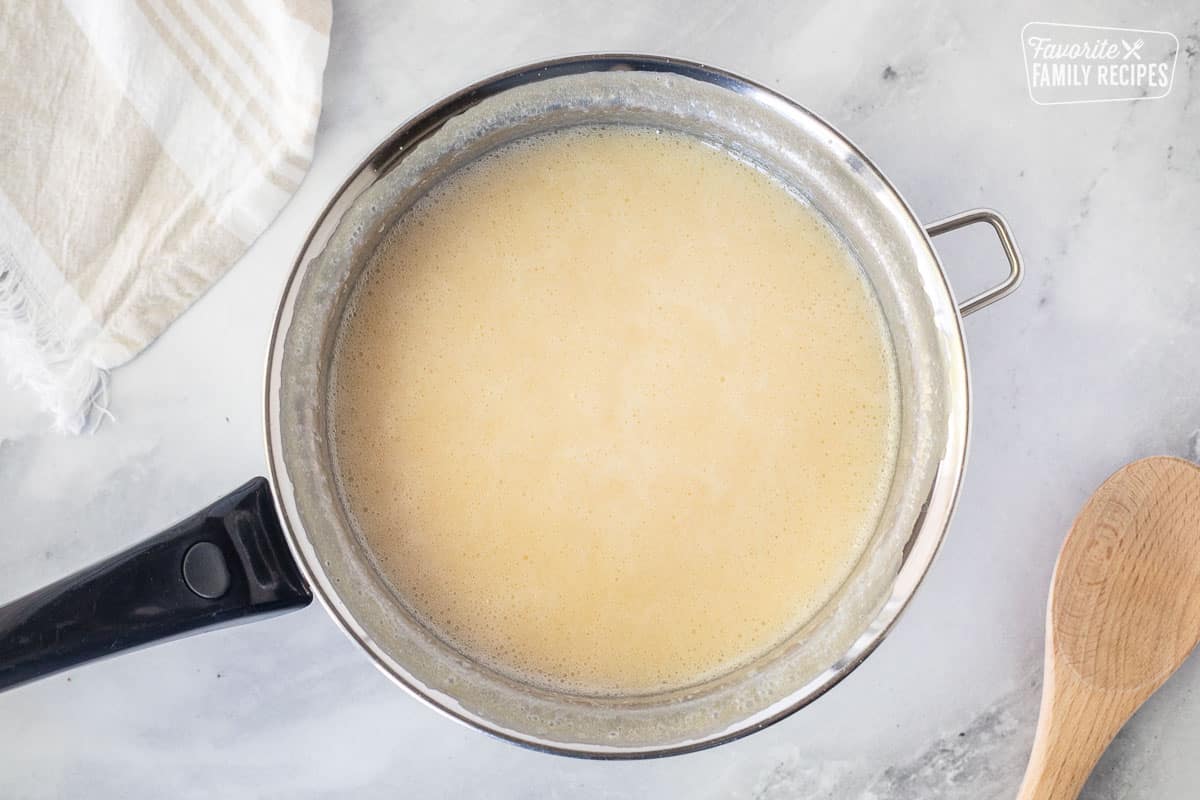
[{"xmin": 330, "ymin": 126, "xmax": 898, "ymax": 695}]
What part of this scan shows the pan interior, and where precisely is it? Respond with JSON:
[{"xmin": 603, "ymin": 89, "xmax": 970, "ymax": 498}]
[{"xmin": 327, "ymin": 122, "xmax": 901, "ymax": 698}]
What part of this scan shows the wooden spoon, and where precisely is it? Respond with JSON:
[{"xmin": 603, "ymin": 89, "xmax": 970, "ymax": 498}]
[{"xmin": 1017, "ymin": 456, "xmax": 1200, "ymax": 799}]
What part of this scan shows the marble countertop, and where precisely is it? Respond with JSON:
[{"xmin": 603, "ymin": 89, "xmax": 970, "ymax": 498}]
[{"xmin": 3, "ymin": 1, "xmax": 1199, "ymax": 797}]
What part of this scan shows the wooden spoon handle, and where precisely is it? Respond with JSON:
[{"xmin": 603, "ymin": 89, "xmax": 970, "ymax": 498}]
[{"xmin": 1016, "ymin": 663, "xmax": 1136, "ymax": 800}]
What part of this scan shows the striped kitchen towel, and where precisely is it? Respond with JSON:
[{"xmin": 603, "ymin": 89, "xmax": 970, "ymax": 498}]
[{"xmin": 0, "ymin": 0, "xmax": 331, "ymax": 432}]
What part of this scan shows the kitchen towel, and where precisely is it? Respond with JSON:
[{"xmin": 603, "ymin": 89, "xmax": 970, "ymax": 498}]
[{"xmin": 0, "ymin": 0, "xmax": 331, "ymax": 432}]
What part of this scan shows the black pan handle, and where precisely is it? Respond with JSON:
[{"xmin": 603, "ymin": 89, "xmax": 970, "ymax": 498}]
[{"xmin": 0, "ymin": 477, "xmax": 311, "ymax": 692}]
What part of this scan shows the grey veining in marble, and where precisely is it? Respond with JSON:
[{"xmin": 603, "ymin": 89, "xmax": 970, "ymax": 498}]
[{"xmin": 2, "ymin": 0, "xmax": 1199, "ymax": 797}]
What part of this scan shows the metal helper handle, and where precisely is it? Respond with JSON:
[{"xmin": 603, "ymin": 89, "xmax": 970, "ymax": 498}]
[{"xmin": 925, "ymin": 208, "xmax": 1024, "ymax": 316}]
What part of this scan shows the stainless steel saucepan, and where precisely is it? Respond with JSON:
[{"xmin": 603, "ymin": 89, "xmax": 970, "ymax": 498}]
[{"xmin": 0, "ymin": 55, "xmax": 1022, "ymax": 758}]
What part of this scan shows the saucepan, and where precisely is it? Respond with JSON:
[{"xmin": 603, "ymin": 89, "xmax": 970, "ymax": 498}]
[{"xmin": 0, "ymin": 55, "xmax": 1022, "ymax": 757}]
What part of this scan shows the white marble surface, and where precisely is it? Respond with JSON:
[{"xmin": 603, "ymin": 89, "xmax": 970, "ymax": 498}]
[{"xmin": 3, "ymin": 1, "xmax": 1199, "ymax": 796}]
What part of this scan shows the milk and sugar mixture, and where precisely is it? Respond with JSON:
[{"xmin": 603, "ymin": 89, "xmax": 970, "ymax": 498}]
[{"xmin": 331, "ymin": 126, "xmax": 898, "ymax": 694}]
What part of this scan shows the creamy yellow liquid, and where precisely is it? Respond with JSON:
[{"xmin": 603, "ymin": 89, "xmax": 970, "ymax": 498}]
[{"xmin": 331, "ymin": 127, "xmax": 898, "ymax": 695}]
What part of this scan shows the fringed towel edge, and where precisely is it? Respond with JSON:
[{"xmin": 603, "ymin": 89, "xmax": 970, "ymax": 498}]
[{"xmin": 0, "ymin": 258, "xmax": 111, "ymax": 434}]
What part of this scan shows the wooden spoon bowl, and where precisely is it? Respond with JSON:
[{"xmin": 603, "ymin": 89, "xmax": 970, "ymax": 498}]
[{"xmin": 1018, "ymin": 456, "xmax": 1200, "ymax": 799}]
